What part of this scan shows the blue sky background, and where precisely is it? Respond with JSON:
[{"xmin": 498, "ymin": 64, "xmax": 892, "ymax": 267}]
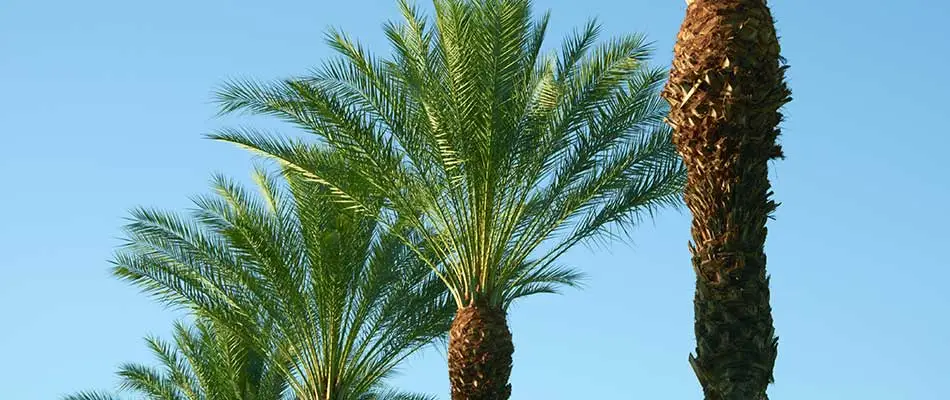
[{"xmin": 2, "ymin": 0, "xmax": 948, "ymax": 398}]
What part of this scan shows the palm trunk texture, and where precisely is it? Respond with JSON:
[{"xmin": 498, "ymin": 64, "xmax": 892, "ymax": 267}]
[
  {"xmin": 448, "ymin": 303, "xmax": 513, "ymax": 400},
  {"xmin": 662, "ymin": 0, "xmax": 791, "ymax": 399}
]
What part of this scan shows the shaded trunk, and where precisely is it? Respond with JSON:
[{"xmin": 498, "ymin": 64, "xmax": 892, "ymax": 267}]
[
  {"xmin": 448, "ymin": 303, "xmax": 513, "ymax": 400},
  {"xmin": 662, "ymin": 0, "xmax": 790, "ymax": 399}
]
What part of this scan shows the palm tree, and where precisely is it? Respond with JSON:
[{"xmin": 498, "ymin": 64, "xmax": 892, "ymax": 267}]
[
  {"xmin": 64, "ymin": 318, "xmax": 291, "ymax": 400},
  {"xmin": 662, "ymin": 0, "xmax": 791, "ymax": 399},
  {"xmin": 107, "ymin": 167, "xmax": 453, "ymax": 400},
  {"xmin": 211, "ymin": 0, "xmax": 685, "ymax": 398}
]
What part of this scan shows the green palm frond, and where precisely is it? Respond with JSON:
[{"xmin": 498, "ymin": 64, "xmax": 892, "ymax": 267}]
[
  {"xmin": 211, "ymin": 0, "xmax": 684, "ymax": 309},
  {"xmin": 115, "ymin": 363, "xmax": 185, "ymax": 400},
  {"xmin": 63, "ymin": 392, "xmax": 123, "ymax": 400},
  {"xmin": 111, "ymin": 166, "xmax": 453, "ymax": 400},
  {"xmin": 67, "ymin": 317, "xmax": 291, "ymax": 400},
  {"xmin": 358, "ymin": 389, "xmax": 439, "ymax": 400}
]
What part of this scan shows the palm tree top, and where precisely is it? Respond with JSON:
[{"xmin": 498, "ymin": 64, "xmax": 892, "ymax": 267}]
[
  {"xmin": 108, "ymin": 167, "xmax": 453, "ymax": 400},
  {"xmin": 212, "ymin": 0, "xmax": 685, "ymax": 310}
]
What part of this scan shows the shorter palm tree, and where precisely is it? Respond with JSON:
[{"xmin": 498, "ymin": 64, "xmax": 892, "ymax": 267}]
[
  {"xmin": 210, "ymin": 1, "xmax": 686, "ymax": 397},
  {"xmin": 106, "ymin": 167, "xmax": 453, "ymax": 400},
  {"xmin": 64, "ymin": 318, "xmax": 290, "ymax": 400}
]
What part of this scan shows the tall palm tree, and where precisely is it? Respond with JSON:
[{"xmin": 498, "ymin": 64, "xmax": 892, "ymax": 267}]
[
  {"xmin": 64, "ymin": 318, "xmax": 291, "ymax": 400},
  {"xmin": 662, "ymin": 0, "xmax": 791, "ymax": 399},
  {"xmin": 209, "ymin": 1, "xmax": 684, "ymax": 399},
  {"xmin": 107, "ymin": 167, "xmax": 453, "ymax": 400}
]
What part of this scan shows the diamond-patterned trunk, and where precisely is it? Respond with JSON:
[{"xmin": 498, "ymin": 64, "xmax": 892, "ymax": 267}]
[
  {"xmin": 662, "ymin": 0, "xmax": 791, "ymax": 399},
  {"xmin": 448, "ymin": 303, "xmax": 513, "ymax": 400}
]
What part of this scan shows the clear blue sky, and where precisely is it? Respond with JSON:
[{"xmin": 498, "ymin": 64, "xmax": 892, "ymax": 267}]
[{"xmin": 2, "ymin": 0, "xmax": 948, "ymax": 398}]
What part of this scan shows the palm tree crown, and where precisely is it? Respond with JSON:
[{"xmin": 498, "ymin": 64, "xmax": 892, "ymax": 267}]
[
  {"xmin": 213, "ymin": 0, "xmax": 684, "ymax": 311},
  {"xmin": 108, "ymin": 168, "xmax": 453, "ymax": 400}
]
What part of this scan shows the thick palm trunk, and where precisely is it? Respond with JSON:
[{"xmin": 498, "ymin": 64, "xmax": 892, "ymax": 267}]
[
  {"xmin": 662, "ymin": 0, "xmax": 790, "ymax": 399},
  {"xmin": 448, "ymin": 303, "xmax": 513, "ymax": 400}
]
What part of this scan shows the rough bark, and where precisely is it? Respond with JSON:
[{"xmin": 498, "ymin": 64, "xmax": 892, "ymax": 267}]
[
  {"xmin": 448, "ymin": 303, "xmax": 513, "ymax": 400},
  {"xmin": 662, "ymin": 0, "xmax": 791, "ymax": 399}
]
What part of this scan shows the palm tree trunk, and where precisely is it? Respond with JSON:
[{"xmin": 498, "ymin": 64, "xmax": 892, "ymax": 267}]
[
  {"xmin": 448, "ymin": 303, "xmax": 513, "ymax": 400},
  {"xmin": 662, "ymin": 0, "xmax": 791, "ymax": 399}
]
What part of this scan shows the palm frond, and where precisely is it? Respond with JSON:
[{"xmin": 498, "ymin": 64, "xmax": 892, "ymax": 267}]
[
  {"xmin": 358, "ymin": 389, "xmax": 439, "ymax": 400},
  {"xmin": 67, "ymin": 316, "xmax": 294, "ymax": 400},
  {"xmin": 62, "ymin": 392, "xmax": 123, "ymax": 400}
]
